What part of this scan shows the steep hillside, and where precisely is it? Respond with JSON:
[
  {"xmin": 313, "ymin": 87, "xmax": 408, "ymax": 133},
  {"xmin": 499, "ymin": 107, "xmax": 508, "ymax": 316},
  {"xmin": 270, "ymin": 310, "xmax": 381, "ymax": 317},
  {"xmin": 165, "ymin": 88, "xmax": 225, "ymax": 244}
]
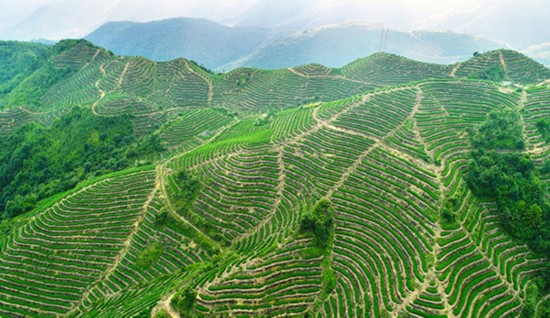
[
  {"xmin": 0, "ymin": 41, "xmax": 50, "ymax": 100},
  {"xmin": 454, "ymin": 49, "xmax": 550, "ymax": 84},
  {"xmin": 0, "ymin": 41, "xmax": 548, "ymax": 317},
  {"xmin": 0, "ymin": 41, "xmax": 49, "ymax": 83}
]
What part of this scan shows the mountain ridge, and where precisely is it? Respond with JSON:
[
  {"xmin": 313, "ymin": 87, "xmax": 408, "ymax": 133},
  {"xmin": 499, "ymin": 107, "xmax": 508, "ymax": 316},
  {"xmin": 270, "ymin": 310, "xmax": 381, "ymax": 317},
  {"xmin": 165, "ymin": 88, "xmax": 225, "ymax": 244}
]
[{"xmin": 1, "ymin": 39, "xmax": 548, "ymax": 118}]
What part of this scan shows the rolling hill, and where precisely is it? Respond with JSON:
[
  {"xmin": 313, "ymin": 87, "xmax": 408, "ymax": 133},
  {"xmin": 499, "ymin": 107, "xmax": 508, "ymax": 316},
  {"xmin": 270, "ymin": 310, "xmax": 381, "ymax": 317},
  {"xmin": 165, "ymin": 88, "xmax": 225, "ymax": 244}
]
[{"xmin": 0, "ymin": 39, "xmax": 549, "ymax": 317}]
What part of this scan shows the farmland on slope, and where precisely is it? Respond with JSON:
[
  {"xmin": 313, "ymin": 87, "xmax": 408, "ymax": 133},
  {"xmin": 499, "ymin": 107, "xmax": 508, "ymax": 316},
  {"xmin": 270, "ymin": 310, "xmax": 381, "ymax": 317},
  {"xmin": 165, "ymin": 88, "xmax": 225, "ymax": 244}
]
[{"xmin": 0, "ymin": 40, "xmax": 548, "ymax": 317}]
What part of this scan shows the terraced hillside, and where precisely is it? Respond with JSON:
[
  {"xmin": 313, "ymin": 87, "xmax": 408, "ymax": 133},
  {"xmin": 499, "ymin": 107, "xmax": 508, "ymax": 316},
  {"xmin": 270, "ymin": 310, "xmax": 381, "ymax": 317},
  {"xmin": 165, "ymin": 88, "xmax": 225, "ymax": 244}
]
[
  {"xmin": 1, "ymin": 40, "xmax": 547, "ymax": 140},
  {"xmin": 0, "ymin": 41, "xmax": 549, "ymax": 317}
]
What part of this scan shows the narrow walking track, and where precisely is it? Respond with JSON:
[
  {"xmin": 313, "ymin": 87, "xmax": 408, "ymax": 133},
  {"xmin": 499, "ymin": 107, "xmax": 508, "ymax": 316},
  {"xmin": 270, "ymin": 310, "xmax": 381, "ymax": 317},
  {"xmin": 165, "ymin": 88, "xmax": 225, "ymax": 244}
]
[{"xmin": 91, "ymin": 64, "xmax": 106, "ymax": 115}]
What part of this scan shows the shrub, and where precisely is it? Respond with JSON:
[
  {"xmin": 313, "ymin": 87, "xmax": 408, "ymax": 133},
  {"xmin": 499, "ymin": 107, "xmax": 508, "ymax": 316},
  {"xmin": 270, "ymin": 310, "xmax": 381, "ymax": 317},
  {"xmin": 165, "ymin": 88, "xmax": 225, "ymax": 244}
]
[
  {"xmin": 171, "ymin": 287, "xmax": 197, "ymax": 317},
  {"xmin": 136, "ymin": 243, "xmax": 164, "ymax": 269},
  {"xmin": 170, "ymin": 169, "xmax": 201, "ymax": 215},
  {"xmin": 153, "ymin": 309, "xmax": 171, "ymax": 318},
  {"xmin": 300, "ymin": 199, "xmax": 335, "ymax": 249}
]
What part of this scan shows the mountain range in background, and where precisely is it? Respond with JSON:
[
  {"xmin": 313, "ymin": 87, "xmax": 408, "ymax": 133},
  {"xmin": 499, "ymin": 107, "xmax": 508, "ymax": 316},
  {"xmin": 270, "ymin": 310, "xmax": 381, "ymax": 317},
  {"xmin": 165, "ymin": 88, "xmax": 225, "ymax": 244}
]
[
  {"xmin": 85, "ymin": 18, "xmax": 506, "ymax": 71},
  {"xmin": 85, "ymin": 18, "xmax": 275, "ymax": 71},
  {"xmin": 1, "ymin": 0, "xmax": 549, "ymax": 68}
]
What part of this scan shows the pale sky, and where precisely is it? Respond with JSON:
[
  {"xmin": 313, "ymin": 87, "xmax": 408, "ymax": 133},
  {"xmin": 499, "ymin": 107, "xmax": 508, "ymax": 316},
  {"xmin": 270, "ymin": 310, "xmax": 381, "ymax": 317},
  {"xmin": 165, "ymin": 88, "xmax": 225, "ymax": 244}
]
[
  {"xmin": 0, "ymin": 0, "xmax": 547, "ymax": 49},
  {"xmin": 0, "ymin": 0, "xmax": 482, "ymax": 30}
]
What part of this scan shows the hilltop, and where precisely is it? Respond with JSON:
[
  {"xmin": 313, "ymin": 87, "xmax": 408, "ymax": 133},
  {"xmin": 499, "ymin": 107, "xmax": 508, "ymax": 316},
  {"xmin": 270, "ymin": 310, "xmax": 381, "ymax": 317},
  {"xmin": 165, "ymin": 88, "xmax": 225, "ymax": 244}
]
[
  {"xmin": 0, "ymin": 39, "xmax": 548, "ymax": 317},
  {"xmin": 2, "ymin": 39, "xmax": 548, "ymax": 117}
]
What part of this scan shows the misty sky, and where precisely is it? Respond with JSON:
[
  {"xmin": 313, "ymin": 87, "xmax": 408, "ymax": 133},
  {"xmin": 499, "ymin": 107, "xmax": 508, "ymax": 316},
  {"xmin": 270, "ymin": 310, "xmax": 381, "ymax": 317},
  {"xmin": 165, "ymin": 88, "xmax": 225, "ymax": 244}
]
[
  {"xmin": 0, "ymin": 0, "xmax": 478, "ymax": 19},
  {"xmin": 0, "ymin": 0, "xmax": 548, "ymax": 50},
  {"xmin": 0, "ymin": 0, "xmax": 480, "ymax": 34}
]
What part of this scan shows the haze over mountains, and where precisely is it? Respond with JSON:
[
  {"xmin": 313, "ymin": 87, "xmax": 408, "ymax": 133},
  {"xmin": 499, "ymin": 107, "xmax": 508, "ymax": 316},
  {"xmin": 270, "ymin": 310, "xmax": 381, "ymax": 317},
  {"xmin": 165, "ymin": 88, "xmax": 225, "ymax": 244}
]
[
  {"xmin": 1, "ymin": 0, "xmax": 549, "ymax": 69},
  {"xmin": 1, "ymin": 0, "xmax": 549, "ymax": 48},
  {"xmin": 85, "ymin": 18, "xmax": 506, "ymax": 71}
]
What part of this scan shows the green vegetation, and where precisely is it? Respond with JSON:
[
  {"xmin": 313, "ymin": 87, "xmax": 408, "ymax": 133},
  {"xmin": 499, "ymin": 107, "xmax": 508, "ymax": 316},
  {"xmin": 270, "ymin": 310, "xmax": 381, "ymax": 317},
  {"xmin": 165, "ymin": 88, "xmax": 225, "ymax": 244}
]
[
  {"xmin": 0, "ymin": 39, "xmax": 95, "ymax": 109},
  {"xmin": 467, "ymin": 64, "xmax": 506, "ymax": 81},
  {"xmin": 440, "ymin": 198, "xmax": 457, "ymax": 225},
  {"xmin": 169, "ymin": 169, "xmax": 201, "ymax": 216},
  {"xmin": 2, "ymin": 61, "xmax": 75, "ymax": 108},
  {"xmin": 300, "ymin": 199, "xmax": 335, "ymax": 249},
  {"xmin": 136, "ymin": 243, "xmax": 164, "ymax": 269},
  {"xmin": 467, "ymin": 111, "xmax": 549, "ymax": 255},
  {"xmin": 321, "ymin": 258, "xmax": 337, "ymax": 298},
  {"xmin": 153, "ymin": 309, "xmax": 171, "ymax": 318},
  {"xmin": 471, "ymin": 110, "xmax": 525, "ymax": 150},
  {"xmin": 0, "ymin": 42, "xmax": 548, "ymax": 318},
  {"xmin": 536, "ymin": 118, "xmax": 550, "ymax": 142},
  {"xmin": 0, "ymin": 41, "xmax": 49, "ymax": 99},
  {"xmin": 171, "ymin": 287, "xmax": 197, "ymax": 317},
  {"xmin": 0, "ymin": 107, "xmax": 162, "ymax": 219}
]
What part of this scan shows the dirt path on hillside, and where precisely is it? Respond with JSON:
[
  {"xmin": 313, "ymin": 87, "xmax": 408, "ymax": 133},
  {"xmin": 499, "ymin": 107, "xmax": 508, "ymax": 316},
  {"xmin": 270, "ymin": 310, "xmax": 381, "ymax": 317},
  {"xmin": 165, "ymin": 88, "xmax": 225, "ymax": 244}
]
[
  {"xmin": 536, "ymin": 294, "xmax": 550, "ymax": 318},
  {"xmin": 104, "ymin": 180, "xmax": 158, "ymax": 277},
  {"xmin": 388, "ymin": 87, "xmax": 455, "ymax": 318},
  {"xmin": 18, "ymin": 106, "xmax": 44, "ymax": 115},
  {"xmin": 104, "ymin": 173, "xmax": 160, "ymax": 280},
  {"xmin": 185, "ymin": 60, "xmax": 213, "ymax": 106},
  {"xmin": 237, "ymin": 147, "xmax": 286, "ymax": 243},
  {"xmin": 66, "ymin": 172, "xmax": 157, "ymax": 315},
  {"xmin": 151, "ymin": 292, "xmax": 180, "ymax": 318},
  {"xmin": 116, "ymin": 61, "xmax": 130, "ymax": 89},
  {"xmin": 287, "ymin": 67, "xmax": 376, "ymax": 85},
  {"xmin": 155, "ymin": 119, "xmax": 246, "ymax": 253},
  {"xmin": 450, "ymin": 63, "xmax": 461, "ymax": 78},
  {"xmin": 79, "ymin": 49, "xmax": 101, "ymax": 71},
  {"xmin": 499, "ymin": 52, "xmax": 508, "ymax": 73},
  {"xmin": 91, "ymin": 64, "xmax": 106, "ymax": 116},
  {"xmin": 158, "ymin": 164, "xmax": 223, "ymax": 252}
]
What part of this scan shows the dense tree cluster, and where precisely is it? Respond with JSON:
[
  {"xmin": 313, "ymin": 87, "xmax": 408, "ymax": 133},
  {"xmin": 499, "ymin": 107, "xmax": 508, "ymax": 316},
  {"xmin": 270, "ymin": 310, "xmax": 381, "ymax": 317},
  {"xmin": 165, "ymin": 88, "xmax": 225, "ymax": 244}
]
[
  {"xmin": 0, "ymin": 107, "xmax": 163, "ymax": 219},
  {"xmin": 0, "ymin": 41, "xmax": 49, "ymax": 99},
  {"xmin": 536, "ymin": 117, "xmax": 550, "ymax": 143},
  {"xmin": 467, "ymin": 64, "xmax": 506, "ymax": 82},
  {"xmin": 171, "ymin": 287, "xmax": 197, "ymax": 317},
  {"xmin": 471, "ymin": 110, "xmax": 525, "ymax": 150},
  {"xmin": 467, "ymin": 110, "xmax": 549, "ymax": 256},
  {"xmin": 0, "ymin": 40, "xmax": 89, "ymax": 107},
  {"xmin": 300, "ymin": 199, "xmax": 335, "ymax": 249},
  {"xmin": 170, "ymin": 169, "xmax": 201, "ymax": 216}
]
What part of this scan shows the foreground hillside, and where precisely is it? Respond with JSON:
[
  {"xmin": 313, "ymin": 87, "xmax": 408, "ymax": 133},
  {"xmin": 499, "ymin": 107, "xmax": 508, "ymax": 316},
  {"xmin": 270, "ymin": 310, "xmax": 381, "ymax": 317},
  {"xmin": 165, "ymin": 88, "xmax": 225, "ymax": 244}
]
[{"xmin": 0, "ymin": 40, "xmax": 549, "ymax": 317}]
